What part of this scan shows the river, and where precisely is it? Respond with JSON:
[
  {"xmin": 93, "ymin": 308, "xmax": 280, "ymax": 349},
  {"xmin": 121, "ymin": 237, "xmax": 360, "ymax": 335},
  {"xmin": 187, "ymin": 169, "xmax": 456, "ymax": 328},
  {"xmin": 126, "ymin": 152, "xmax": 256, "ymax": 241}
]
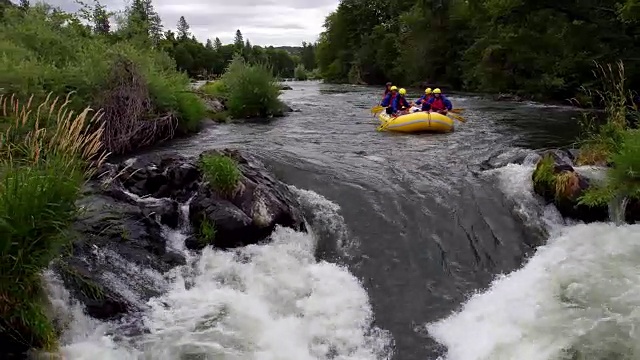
[{"xmin": 50, "ymin": 81, "xmax": 640, "ymax": 360}]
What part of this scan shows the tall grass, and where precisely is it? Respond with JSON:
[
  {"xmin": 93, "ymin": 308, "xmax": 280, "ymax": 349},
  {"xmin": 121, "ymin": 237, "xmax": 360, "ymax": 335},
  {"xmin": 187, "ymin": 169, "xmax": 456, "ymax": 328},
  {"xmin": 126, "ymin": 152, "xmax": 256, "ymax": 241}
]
[
  {"xmin": 574, "ymin": 61, "xmax": 630, "ymax": 165},
  {"xmin": 0, "ymin": 93, "xmax": 106, "ymax": 353},
  {"xmin": 575, "ymin": 61, "xmax": 640, "ymax": 208},
  {"xmin": 199, "ymin": 153, "xmax": 240, "ymax": 196}
]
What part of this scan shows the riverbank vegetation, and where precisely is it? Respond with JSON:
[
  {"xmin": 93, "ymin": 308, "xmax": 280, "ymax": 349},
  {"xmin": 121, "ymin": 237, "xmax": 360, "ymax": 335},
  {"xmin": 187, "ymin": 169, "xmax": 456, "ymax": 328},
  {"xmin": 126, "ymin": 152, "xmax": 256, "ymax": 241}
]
[
  {"xmin": 316, "ymin": 0, "xmax": 640, "ymax": 102},
  {"xmin": 532, "ymin": 60, "xmax": 640, "ymax": 219},
  {"xmin": 199, "ymin": 56, "xmax": 285, "ymax": 119},
  {"xmin": 0, "ymin": 93, "xmax": 106, "ymax": 355}
]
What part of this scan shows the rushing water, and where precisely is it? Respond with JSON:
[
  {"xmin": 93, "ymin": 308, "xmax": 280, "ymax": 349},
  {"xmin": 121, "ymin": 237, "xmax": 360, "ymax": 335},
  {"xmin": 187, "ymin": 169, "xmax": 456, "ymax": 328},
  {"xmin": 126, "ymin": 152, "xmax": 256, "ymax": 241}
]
[{"xmin": 47, "ymin": 81, "xmax": 640, "ymax": 360}]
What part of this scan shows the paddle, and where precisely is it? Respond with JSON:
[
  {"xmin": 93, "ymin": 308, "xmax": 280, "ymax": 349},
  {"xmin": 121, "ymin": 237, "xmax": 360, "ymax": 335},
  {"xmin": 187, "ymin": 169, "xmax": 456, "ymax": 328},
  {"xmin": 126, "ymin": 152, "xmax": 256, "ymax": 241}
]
[
  {"xmin": 447, "ymin": 112, "xmax": 466, "ymax": 123},
  {"xmin": 370, "ymin": 105, "xmax": 384, "ymax": 114}
]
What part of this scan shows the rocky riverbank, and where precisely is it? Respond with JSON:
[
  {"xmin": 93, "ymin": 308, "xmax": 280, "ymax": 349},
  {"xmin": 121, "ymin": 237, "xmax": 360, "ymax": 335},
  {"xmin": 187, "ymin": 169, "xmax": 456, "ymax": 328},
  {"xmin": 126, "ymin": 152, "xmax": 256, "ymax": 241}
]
[
  {"xmin": 26, "ymin": 149, "xmax": 307, "ymax": 351},
  {"xmin": 530, "ymin": 149, "xmax": 639, "ymax": 224}
]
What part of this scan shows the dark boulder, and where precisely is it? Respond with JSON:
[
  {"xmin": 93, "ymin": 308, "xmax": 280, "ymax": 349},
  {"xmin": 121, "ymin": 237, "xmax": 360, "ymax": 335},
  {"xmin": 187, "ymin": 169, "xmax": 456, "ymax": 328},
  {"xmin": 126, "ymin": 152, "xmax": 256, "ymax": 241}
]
[
  {"xmin": 56, "ymin": 184, "xmax": 186, "ymax": 321},
  {"xmin": 56, "ymin": 148, "xmax": 307, "ymax": 322},
  {"xmin": 189, "ymin": 149, "xmax": 306, "ymax": 249}
]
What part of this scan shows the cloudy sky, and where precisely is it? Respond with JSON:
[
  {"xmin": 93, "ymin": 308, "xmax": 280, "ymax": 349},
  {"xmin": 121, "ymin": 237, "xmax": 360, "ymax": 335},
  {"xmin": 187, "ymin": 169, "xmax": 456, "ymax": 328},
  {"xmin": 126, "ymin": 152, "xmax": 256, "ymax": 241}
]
[{"xmin": 33, "ymin": 0, "xmax": 340, "ymax": 46}]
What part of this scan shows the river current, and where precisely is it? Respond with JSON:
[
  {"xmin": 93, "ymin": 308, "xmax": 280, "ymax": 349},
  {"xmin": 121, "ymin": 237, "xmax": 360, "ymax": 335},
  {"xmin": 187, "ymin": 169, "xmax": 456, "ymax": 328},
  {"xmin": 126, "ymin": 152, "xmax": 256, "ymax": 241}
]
[{"xmin": 49, "ymin": 81, "xmax": 640, "ymax": 360}]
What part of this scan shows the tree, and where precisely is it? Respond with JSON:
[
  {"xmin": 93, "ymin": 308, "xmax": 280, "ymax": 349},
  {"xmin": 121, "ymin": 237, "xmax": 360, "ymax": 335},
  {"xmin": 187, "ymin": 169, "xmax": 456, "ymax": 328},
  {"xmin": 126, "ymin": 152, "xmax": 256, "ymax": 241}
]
[
  {"xmin": 233, "ymin": 29, "xmax": 243, "ymax": 51},
  {"xmin": 214, "ymin": 37, "xmax": 222, "ymax": 50},
  {"xmin": 205, "ymin": 38, "xmax": 213, "ymax": 49},
  {"xmin": 18, "ymin": 0, "xmax": 28, "ymax": 10},
  {"xmin": 92, "ymin": 0, "xmax": 110, "ymax": 35},
  {"xmin": 177, "ymin": 15, "xmax": 190, "ymax": 40}
]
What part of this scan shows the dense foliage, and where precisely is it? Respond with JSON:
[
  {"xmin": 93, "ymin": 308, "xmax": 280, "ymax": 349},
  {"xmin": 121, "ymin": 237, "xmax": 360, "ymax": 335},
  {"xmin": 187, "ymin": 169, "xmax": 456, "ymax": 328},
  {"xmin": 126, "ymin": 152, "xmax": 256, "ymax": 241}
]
[
  {"xmin": 201, "ymin": 56, "xmax": 285, "ymax": 119},
  {"xmin": 316, "ymin": 0, "xmax": 640, "ymax": 100}
]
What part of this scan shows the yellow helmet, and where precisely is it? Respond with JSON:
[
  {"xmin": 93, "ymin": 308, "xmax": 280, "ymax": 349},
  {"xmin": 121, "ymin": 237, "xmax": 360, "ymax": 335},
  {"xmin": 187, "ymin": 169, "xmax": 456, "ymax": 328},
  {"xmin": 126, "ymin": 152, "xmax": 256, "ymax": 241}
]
[
  {"xmin": 399, "ymin": 88, "xmax": 407, "ymax": 95},
  {"xmin": 425, "ymin": 88, "xmax": 432, "ymax": 94},
  {"xmin": 433, "ymin": 88, "xmax": 441, "ymax": 94},
  {"xmin": 390, "ymin": 86, "xmax": 398, "ymax": 91}
]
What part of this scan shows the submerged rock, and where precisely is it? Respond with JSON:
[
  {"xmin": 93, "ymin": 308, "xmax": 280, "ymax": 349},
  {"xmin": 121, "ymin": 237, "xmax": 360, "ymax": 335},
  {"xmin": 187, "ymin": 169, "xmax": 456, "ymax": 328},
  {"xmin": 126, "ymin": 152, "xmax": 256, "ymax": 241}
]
[{"xmin": 57, "ymin": 149, "xmax": 306, "ymax": 322}]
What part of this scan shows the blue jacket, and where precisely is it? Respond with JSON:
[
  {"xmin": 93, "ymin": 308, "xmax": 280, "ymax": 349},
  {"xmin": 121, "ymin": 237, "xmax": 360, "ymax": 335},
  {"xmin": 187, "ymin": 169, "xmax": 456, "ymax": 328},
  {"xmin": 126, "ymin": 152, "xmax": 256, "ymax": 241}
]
[
  {"xmin": 415, "ymin": 94, "xmax": 433, "ymax": 105},
  {"xmin": 391, "ymin": 95, "xmax": 410, "ymax": 112},
  {"xmin": 425, "ymin": 95, "xmax": 453, "ymax": 111},
  {"xmin": 381, "ymin": 93, "xmax": 395, "ymax": 107}
]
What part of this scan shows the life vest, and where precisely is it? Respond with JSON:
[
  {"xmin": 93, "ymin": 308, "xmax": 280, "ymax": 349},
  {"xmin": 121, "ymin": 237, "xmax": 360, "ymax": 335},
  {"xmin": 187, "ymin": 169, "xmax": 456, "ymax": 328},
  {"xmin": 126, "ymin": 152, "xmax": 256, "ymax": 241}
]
[{"xmin": 430, "ymin": 97, "xmax": 446, "ymax": 111}]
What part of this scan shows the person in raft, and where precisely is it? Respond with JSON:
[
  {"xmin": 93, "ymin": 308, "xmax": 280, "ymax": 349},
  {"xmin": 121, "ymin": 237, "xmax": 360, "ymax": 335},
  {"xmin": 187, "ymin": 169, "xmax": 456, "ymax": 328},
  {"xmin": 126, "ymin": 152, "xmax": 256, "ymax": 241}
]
[
  {"xmin": 424, "ymin": 88, "xmax": 453, "ymax": 114},
  {"xmin": 381, "ymin": 85, "xmax": 398, "ymax": 114},
  {"xmin": 383, "ymin": 82, "xmax": 393, "ymax": 97},
  {"xmin": 414, "ymin": 88, "xmax": 434, "ymax": 112},
  {"xmin": 391, "ymin": 88, "xmax": 411, "ymax": 116}
]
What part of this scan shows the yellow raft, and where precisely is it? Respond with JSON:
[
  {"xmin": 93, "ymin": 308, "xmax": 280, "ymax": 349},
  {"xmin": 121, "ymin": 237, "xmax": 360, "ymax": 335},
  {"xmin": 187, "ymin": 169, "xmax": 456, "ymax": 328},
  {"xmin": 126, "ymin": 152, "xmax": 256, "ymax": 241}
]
[{"xmin": 377, "ymin": 108, "xmax": 454, "ymax": 133}]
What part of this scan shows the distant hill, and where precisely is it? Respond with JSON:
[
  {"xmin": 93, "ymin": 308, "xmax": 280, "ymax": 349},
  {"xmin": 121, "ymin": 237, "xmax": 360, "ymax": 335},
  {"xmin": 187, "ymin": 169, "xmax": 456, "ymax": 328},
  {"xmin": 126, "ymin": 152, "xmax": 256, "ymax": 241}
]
[{"xmin": 273, "ymin": 46, "xmax": 303, "ymax": 56}]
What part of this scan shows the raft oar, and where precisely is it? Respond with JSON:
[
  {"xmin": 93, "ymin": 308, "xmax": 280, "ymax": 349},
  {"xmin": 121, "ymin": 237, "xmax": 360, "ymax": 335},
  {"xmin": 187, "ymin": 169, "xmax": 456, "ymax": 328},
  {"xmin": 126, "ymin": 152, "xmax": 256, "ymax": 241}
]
[
  {"xmin": 447, "ymin": 112, "xmax": 466, "ymax": 122},
  {"xmin": 450, "ymin": 108, "xmax": 465, "ymax": 114},
  {"xmin": 370, "ymin": 105, "xmax": 384, "ymax": 114}
]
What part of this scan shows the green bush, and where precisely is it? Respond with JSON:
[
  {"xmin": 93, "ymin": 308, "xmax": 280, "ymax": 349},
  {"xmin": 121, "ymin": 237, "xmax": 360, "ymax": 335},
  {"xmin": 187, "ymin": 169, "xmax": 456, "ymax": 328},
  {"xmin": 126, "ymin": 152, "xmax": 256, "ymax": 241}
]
[
  {"xmin": 0, "ymin": 93, "xmax": 106, "ymax": 353},
  {"xmin": 220, "ymin": 55, "xmax": 283, "ymax": 118},
  {"xmin": 294, "ymin": 64, "xmax": 308, "ymax": 80},
  {"xmin": 199, "ymin": 154, "xmax": 241, "ymax": 195},
  {"xmin": 200, "ymin": 80, "xmax": 228, "ymax": 98},
  {"xmin": 0, "ymin": 4, "xmax": 206, "ymax": 151}
]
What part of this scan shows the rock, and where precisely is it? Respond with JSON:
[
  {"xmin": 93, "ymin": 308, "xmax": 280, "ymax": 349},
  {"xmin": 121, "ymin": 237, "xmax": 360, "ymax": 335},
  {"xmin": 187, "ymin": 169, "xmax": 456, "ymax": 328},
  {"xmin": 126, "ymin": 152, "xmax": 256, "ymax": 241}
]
[
  {"xmin": 55, "ymin": 148, "xmax": 306, "ymax": 323},
  {"xmin": 479, "ymin": 149, "xmax": 532, "ymax": 170},
  {"xmin": 57, "ymin": 184, "xmax": 186, "ymax": 320},
  {"xmin": 495, "ymin": 93, "xmax": 524, "ymax": 102},
  {"xmin": 203, "ymin": 97, "xmax": 225, "ymax": 113},
  {"xmin": 189, "ymin": 149, "xmax": 306, "ymax": 249},
  {"xmin": 281, "ymin": 103, "xmax": 294, "ymax": 112},
  {"xmin": 117, "ymin": 154, "xmax": 200, "ymax": 202},
  {"xmin": 189, "ymin": 191, "xmax": 254, "ymax": 249},
  {"xmin": 280, "ymin": 84, "xmax": 293, "ymax": 90},
  {"xmin": 532, "ymin": 152, "xmax": 608, "ymax": 223}
]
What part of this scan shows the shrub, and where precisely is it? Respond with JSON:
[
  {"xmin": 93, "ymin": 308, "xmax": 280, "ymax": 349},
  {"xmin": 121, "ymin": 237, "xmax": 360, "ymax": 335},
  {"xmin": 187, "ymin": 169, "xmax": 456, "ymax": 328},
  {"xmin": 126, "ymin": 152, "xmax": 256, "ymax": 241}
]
[
  {"xmin": 200, "ymin": 80, "xmax": 228, "ymax": 98},
  {"xmin": 0, "ymin": 5, "xmax": 206, "ymax": 154},
  {"xmin": 199, "ymin": 154, "xmax": 241, "ymax": 195},
  {"xmin": 0, "ymin": 93, "xmax": 106, "ymax": 353},
  {"xmin": 294, "ymin": 64, "xmax": 308, "ymax": 80},
  {"xmin": 219, "ymin": 55, "xmax": 283, "ymax": 118}
]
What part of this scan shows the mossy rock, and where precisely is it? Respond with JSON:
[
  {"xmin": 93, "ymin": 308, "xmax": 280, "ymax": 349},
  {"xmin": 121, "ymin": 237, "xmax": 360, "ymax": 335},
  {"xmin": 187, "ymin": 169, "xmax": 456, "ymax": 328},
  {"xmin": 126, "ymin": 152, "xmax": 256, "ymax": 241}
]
[{"xmin": 532, "ymin": 153, "xmax": 608, "ymax": 222}]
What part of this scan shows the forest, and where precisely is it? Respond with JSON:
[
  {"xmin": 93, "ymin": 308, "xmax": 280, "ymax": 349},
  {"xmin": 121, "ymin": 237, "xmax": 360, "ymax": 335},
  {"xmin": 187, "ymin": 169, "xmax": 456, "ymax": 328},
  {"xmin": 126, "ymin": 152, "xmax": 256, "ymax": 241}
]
[{"xmin": 315, "ymin": 0, "xmax": 640, "ymax": 101}]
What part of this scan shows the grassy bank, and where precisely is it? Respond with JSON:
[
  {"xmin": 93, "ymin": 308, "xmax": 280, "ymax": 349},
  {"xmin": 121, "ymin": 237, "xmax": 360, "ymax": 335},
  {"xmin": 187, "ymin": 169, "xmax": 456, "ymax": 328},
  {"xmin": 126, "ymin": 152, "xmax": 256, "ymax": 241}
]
[
  {"xmin": 0, "ymin": 3, "xmax": 206, "ymax": 155},
  {"xmin": 549, "ymin": 61, "xmax": 640, "ymax": 209},
  {"xmin": 0, "ymin": 93, "xmax": 106, "ymax": 355},
  {"xmin": 199, "ymin": 56, "xmax": 286, "ymax": 119}
]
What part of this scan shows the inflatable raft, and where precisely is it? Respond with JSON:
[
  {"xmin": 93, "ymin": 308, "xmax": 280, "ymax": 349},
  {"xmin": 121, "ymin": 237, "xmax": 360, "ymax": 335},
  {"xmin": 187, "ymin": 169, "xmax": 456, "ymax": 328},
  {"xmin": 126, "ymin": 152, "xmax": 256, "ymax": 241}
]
[{"xmin": 377, "ymin": 107, "xmax": 454, "ymax": 133}]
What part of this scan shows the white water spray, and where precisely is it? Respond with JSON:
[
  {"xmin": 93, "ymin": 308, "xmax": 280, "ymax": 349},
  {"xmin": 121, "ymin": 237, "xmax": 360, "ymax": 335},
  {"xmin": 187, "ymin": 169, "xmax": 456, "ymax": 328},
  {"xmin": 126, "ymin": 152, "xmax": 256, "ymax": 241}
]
[{"xmin": 48, "ymin": 187, "xmax": 391, "ymax": 359}]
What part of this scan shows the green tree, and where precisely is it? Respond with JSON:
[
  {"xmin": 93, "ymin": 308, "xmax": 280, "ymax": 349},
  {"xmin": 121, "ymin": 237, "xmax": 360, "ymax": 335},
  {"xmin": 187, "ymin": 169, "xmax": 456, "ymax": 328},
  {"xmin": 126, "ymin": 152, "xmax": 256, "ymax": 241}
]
[{"xmin": 177, "ymin": 15, "xmax": 189, "ymax": 40}]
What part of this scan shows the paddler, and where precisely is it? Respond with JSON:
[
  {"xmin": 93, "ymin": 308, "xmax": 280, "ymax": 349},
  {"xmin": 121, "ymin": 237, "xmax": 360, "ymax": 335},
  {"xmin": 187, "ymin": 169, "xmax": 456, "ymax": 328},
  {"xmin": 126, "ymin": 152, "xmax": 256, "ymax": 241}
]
[
  {"xmin": 383, "ymin": 82, "xmax": 393, "ymax": 98},
  {"xmin": 380, "ymin": 85, "xmax": 398, "ymax": 114},
  {"xmin": 424, "ymin": 88, "xmax": 453, "ymax": 114},
  {"xmin": 415, "ymin": 88, "xmax": 434, "ymax": 112},
  {"xmin": 391, "ymin": 88, "xmax": 410, "ymax": 116}
]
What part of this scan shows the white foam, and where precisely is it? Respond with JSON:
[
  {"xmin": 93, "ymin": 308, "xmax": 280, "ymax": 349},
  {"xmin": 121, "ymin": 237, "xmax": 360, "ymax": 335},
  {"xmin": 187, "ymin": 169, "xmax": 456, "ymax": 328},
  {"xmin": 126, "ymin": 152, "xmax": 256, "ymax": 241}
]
[
  {"xmin": 427, "ymin": 223, "xmax": 640, "ymax": 360},
  {"xmin": 56, "ymin": 226, "xmax": 391, "ymax": 359},
  {"xmin": 483, "ymin": 162, "xmax": 565, "ymax": 234}
]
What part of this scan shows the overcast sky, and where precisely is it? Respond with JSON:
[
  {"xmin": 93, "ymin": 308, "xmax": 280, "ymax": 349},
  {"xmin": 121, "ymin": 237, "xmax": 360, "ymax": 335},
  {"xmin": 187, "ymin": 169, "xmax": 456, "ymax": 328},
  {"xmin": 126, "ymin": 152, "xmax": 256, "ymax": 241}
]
[{"xmin": 32, "ymin": 0, "xmax": 340, "ymax": 46}]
